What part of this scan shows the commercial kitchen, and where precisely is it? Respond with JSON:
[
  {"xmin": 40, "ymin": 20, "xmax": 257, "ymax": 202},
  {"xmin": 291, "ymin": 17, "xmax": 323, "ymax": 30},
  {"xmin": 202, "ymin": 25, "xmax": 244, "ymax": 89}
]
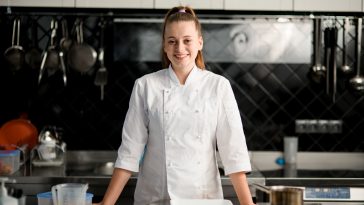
[{"xmin": 0, "ymin": 0, "xmax": 364, "ymax": 204}]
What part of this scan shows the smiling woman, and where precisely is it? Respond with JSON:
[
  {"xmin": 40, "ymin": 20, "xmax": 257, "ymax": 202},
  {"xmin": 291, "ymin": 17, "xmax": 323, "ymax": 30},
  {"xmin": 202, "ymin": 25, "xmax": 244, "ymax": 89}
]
[{"xmin": 94, "ymin": 6, "xmax": 255, "ymax": 205}]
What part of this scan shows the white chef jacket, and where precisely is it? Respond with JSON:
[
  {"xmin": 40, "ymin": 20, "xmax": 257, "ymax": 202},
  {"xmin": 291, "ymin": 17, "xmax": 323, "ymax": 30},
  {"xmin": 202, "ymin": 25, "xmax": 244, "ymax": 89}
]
[{"xmin": 115, "ymin": 65, "xmax": 251, "ymax": 205}]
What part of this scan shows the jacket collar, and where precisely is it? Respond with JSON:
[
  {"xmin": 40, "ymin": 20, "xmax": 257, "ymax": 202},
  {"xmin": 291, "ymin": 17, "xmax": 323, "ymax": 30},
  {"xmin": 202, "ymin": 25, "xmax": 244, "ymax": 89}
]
[{"xmin": 167, "ymin": 65, "xmax": 200, "ymax": 87}]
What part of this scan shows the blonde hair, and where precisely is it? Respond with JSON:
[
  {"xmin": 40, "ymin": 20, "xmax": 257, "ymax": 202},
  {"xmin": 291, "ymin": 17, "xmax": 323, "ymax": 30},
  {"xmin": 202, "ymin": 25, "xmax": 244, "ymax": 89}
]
[{"xmin": 161, "ymin": 6, "xmax": 205, "ymax": 69}]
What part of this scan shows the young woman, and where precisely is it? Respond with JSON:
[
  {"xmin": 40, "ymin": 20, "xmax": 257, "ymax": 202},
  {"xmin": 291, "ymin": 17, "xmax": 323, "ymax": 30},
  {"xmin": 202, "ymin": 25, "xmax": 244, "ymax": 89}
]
[{"xmin": 95, "ymin": 6, "xmax": 255, "ymax": 205}]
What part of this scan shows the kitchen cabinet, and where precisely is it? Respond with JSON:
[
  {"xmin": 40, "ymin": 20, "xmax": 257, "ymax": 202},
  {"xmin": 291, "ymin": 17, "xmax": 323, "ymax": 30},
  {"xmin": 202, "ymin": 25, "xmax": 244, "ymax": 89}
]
[
  {"xmin": 294, "ymin": 0, "xmax": 362, "ymax": 12},
  {"xmin": 0, "ymin": 0, "xmax": 74, "ymax": 7},
  {"xmin": 224, "ymin": 0, "xmax": 293, "ymax": 11},
  {"xmin": 154, "ymin": 0, "xmax": 224, "ymax": 10},
  {"xmin": 75, "ymin": 0, "xmax": 153, "ymax": 9}
]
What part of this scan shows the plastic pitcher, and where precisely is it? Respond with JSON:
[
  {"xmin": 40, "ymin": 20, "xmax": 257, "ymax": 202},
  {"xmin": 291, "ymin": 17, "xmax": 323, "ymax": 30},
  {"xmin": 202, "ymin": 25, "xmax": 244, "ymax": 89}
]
[{"xmin": 52, "ymin": 183, "xmax": 88, "ymax": 205}]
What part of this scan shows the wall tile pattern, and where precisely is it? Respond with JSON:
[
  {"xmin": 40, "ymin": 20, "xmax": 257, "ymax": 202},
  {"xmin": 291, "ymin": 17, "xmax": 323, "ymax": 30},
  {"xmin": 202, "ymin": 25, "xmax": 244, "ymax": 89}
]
[{"xmin": 0, "ymin": 15, "xmax": 363, "ymax": 151}]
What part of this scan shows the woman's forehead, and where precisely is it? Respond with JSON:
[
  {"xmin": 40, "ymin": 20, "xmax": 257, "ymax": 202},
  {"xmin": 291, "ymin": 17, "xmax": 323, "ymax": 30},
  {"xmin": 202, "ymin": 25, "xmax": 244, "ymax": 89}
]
[{"xmin": 165, "ymin": 21, "xmax": 198, "ymax": 35}]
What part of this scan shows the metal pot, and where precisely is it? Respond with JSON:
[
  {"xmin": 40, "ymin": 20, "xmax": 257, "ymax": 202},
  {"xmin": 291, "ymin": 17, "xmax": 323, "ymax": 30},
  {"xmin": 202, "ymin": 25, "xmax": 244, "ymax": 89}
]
[{"xmin": 254, "ymin": 183, "xmax": 303, "ymax": 205}]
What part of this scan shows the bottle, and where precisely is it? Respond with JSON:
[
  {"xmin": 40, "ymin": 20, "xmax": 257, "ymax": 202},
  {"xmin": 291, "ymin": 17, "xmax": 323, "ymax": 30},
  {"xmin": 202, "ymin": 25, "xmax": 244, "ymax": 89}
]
[{"xmin": 0, "ymin": 177, "xmax": 18, "ymax": 205}]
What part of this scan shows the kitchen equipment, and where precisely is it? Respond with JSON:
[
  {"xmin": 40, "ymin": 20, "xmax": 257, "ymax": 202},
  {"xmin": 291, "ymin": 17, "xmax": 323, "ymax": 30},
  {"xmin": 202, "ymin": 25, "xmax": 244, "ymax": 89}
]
[
  {"xmin": 0, "ymin": 178, "xmax": 18, "ymax": 205},
  {"xmin": 37, "ymin": 191, "xmax": 93, "ymax": 205},
  {"xmin": 4, "ymin": 17, "xmax": 24, "ymax": 73},
  {"xmin": 341, "ymin": 17, "xmax": 353, "ymax": 74},
  {"xmin": 254, "ymin": 183, "xmax": 303, "ymax": 205},
  {"xmin": 60, "ymin": 19, "xmax": 73, "ymax": 52},
  {"xmin": 0, "ymin": 116, "xmax": 38, "ymax": 150},
  {"xmin": 38, "ymin": 19, "xmax": 60, "ymax": 84},
  {"xmin": 309, "ymin": 18, "xmax": 326, "ymax": 84},
  {"xmin": 52, "ymin": 183, "xmax": 88, "ymax": 205},
  {"xmin": 34, "ymin": 125, "xmax": 66, "ymax": 163},
  {"xmin": 323, "ymin": 24, "xmax": 338, "ymax": 102},
  {"xmin": 170, "ymin": 199, "xmax": 232, "ymax": 205},
  {"xmin": 59, "ymin": 51, "xmax": 67, "ymax": 86},
  {"xmin": 349, "ymin": 17, "xmax": 364, "ymax": 92},
  {"xmin": 259, "ymin": 161, "xmax": 364, "ymax": 204},
  {"xmin": 94, "ymin": 20, "xmax": 108, "ymax": 100},
  {"xmin": 25, "ymin": 18, "xmax": 42, "ymax": 70},
  {"xmin": 67, "ymin": 19, "xmax": 97, "ymax": 74},
  {"xmin": 283, "ymin": 136, "xmax": 298, "ymax": 164},
  {"xmin": 0, "ymin": 150, "xmax": 20, "ymax": 175}
]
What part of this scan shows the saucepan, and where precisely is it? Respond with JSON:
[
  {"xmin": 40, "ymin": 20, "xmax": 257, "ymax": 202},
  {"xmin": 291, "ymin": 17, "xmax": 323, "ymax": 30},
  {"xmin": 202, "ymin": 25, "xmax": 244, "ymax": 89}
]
[
  {"xmin": 67, "ymin": 19, "xmax": 97, "ymax": 74},
  {"xmin": 253, "ymin": 183, "xmax": 303, "ymax": 205}
]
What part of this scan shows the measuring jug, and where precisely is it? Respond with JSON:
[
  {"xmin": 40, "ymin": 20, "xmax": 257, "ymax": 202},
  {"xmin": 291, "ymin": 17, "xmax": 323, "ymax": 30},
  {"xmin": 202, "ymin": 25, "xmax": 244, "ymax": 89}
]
[{"xmin": 52, "ymin": 183, "xmax": 88, "ymax": 205}]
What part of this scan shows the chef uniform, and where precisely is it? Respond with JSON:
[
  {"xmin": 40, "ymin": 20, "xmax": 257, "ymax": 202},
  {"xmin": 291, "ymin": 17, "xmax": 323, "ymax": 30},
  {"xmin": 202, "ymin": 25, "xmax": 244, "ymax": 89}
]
[{"xmin": 115, "ymin": 65, "xmax": 252, "ymax": 205}]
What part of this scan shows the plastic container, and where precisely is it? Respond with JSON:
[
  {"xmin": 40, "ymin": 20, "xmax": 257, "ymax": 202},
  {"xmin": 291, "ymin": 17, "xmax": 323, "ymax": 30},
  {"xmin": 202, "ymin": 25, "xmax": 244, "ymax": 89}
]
[
  {"xmin": 0, "ymin": 150, "xmax": 20, "ymax": 175},
  {"xmin": 37, "ymin": 192, "xmax": 93, "ymax": 205}
]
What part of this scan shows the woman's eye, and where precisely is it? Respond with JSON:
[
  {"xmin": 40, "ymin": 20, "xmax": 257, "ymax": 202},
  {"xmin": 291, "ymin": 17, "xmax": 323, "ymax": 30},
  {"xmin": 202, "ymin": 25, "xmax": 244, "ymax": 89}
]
[
  {"xmin": 168, "ymin": 40, "xmax": 175, "ymax": 45},
  {"xmin": 184, "ymin": 39, "xmax": 192, "ymax": 44}
]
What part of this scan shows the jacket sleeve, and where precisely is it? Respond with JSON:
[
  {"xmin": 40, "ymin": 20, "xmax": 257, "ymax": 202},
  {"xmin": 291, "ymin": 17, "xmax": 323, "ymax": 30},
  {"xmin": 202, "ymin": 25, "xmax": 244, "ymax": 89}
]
[
  {"xmin": 115, "ymin": 78, "xmax": 149, "ymax": 172},
  {"xmin": 216, "ymin": 78, "xmax": 252, "ymax": 175}
]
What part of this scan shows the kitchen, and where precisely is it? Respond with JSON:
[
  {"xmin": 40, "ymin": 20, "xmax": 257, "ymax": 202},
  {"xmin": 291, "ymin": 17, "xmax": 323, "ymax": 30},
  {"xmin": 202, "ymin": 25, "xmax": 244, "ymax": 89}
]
[{"xmin": 0, "ymin": 0, "xmax": 364, "ymax": 204}]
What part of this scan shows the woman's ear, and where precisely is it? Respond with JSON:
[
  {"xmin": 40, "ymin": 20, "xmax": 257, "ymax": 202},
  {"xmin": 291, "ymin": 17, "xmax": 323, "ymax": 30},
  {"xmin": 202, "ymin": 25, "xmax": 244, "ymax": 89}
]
[{"xmin": 199, "ymin": 36, "xmax": 203, "ymax": 50}]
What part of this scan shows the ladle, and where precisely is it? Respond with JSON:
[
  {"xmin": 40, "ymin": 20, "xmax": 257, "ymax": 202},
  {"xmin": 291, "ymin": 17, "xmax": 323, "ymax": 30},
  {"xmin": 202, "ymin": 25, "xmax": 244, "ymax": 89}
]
[
  {"xmin": 309, "ymin": 18, "xmax": 326, "ymax": 84},
  {"xmin": 341, "ymin": 17, "xmax": 353, "ymax": 74},
  {"xmin": 349, "ymin": 17, "xmax": 364, "ymax": 92}
]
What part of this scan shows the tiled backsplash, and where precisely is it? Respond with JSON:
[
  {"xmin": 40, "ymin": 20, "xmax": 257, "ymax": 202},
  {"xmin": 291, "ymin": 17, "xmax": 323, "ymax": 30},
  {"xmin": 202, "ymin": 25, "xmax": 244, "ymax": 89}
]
[{"xmin": 0, "ymin": 15, "xmax": 363, "ymax": 151}]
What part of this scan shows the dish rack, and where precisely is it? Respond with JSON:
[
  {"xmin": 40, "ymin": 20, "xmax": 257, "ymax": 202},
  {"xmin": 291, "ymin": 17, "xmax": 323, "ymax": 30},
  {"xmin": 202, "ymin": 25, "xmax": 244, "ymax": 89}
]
[{"xmin": 30, "ymin": 142, "xmax": 66, "ymax": 166}]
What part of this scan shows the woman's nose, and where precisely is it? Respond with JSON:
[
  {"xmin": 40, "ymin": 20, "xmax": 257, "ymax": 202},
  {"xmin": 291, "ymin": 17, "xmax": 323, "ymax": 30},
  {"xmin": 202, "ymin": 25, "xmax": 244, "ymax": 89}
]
[{"xmin": 174, "ymin": 41, "xmax": 184, "ymax": 51}]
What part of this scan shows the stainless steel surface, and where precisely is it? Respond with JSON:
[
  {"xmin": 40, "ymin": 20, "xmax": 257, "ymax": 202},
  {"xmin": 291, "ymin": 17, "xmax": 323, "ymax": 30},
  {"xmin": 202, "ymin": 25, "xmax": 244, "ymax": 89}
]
[
  {"xmin": 6, "ymin": 151, "xmax": 265, "ymax": 204},
  {"xmin": 310, "ymin": 18, "xmax": 326, "ymax": 84},
  {"xmin": 254, "ymin": 183, "xmax": 303, "ymax": 205},
  {"xmin": 341, "ymin": 17, "xmax": 353, "ymax": 74},
  {"xmin": 6, "ymin": 151, "xmax": 364, "ymax": 204},
  {"xmin": 349, "ymin": 17, "xmax": 364, "ymax": 91}
]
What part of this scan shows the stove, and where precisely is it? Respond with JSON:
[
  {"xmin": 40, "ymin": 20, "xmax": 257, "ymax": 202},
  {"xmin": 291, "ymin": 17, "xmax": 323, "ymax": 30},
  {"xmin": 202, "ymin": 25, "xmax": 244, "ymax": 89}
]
[{"xmin": 257, "ymin": 167, "xmax": 364, "ymax": 204}]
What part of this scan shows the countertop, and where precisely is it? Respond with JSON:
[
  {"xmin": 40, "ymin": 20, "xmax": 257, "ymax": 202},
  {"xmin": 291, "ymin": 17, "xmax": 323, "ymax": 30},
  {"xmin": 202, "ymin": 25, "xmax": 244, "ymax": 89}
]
[{"xmin": 4, "ymin": 151, "xmax": 364, "ymax": 204}]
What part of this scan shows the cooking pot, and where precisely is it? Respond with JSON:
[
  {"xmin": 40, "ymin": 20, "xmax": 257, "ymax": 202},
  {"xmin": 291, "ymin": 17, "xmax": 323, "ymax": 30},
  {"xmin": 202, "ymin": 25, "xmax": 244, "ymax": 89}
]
[{"xmin": 254, "ymin": 183, "xmax": 303, "ymax": 205}]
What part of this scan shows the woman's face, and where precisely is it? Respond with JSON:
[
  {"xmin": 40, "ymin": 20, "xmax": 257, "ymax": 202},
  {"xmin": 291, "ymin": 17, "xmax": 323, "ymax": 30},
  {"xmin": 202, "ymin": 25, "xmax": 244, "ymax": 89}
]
[{"xmin": 163, "ymin": 21, "xmax": 203, "ymax": 71}]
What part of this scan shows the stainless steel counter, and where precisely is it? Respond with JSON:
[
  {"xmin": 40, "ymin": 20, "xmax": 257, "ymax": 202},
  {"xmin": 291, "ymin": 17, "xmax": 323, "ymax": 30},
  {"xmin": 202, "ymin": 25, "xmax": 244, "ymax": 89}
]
[
  {"xmin": 6, "ymin": 151, "xmax": 364, "ymax": 204},
  {"xmin": 6, "ymin": 151, "xmax": 265, "ymax": 205}
]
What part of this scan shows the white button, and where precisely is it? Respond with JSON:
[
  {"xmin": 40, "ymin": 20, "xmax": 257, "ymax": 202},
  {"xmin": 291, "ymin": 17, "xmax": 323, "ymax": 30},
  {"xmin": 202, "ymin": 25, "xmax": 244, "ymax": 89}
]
[
  {"xmin": 165, "ymin": 111, "xmax": 169, "ymax": 114},
  {"xmin": 197, "ymin": 161, "xmax": 201, "ymax": 165},
  {"xmin": 195, "ymin": 110, "xmax": 199, "ymax": 113},
  {"xmin": 168, "ymin": 162, "xmax": 173, "ymax": 167},
  {"xmin": 166, "ymin": 136, "xmax": 172, "ymax": 141},
  {"xmin": 196, "ymin": 135, "xmax": 201, "ymax": 140},
  {"xmin": 165, "ymin": 90, "xmax": 170, "ymax": 93}
]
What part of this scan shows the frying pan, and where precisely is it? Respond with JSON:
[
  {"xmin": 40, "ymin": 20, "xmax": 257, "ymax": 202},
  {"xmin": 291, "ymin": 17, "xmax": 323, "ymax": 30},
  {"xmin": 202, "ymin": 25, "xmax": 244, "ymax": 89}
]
[
  {"xmin": 4, "ymin": 17, "xmax": 25, "ymax": 72},
  {"xmin": 0, "ymin": 117, "xmax": 38, "ymax": 150},
  {"xmin": 67, "ymin": 19, "xmax": 97, "ymax": 73}
]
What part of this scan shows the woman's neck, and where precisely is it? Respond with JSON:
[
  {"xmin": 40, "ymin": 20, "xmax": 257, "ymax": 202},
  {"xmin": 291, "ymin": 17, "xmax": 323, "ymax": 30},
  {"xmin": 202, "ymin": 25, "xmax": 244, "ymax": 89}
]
[{"xmin": 172, "ymin": 65, "xmax": 194, "ymax": 85}]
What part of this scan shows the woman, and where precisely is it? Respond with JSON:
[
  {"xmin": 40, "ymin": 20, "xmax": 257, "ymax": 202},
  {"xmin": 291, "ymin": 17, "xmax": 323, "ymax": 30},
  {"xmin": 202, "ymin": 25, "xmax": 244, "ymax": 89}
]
[{"xmin": 95, "ymin": 6, "xmax": 255, "ymax": 205}]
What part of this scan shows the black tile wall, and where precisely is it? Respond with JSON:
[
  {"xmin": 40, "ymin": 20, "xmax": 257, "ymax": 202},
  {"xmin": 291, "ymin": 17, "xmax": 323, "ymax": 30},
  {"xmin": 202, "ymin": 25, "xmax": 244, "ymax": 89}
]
[{"xmin": 0, "ymin": 14, "xmax": 363, "ymax": 152}]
